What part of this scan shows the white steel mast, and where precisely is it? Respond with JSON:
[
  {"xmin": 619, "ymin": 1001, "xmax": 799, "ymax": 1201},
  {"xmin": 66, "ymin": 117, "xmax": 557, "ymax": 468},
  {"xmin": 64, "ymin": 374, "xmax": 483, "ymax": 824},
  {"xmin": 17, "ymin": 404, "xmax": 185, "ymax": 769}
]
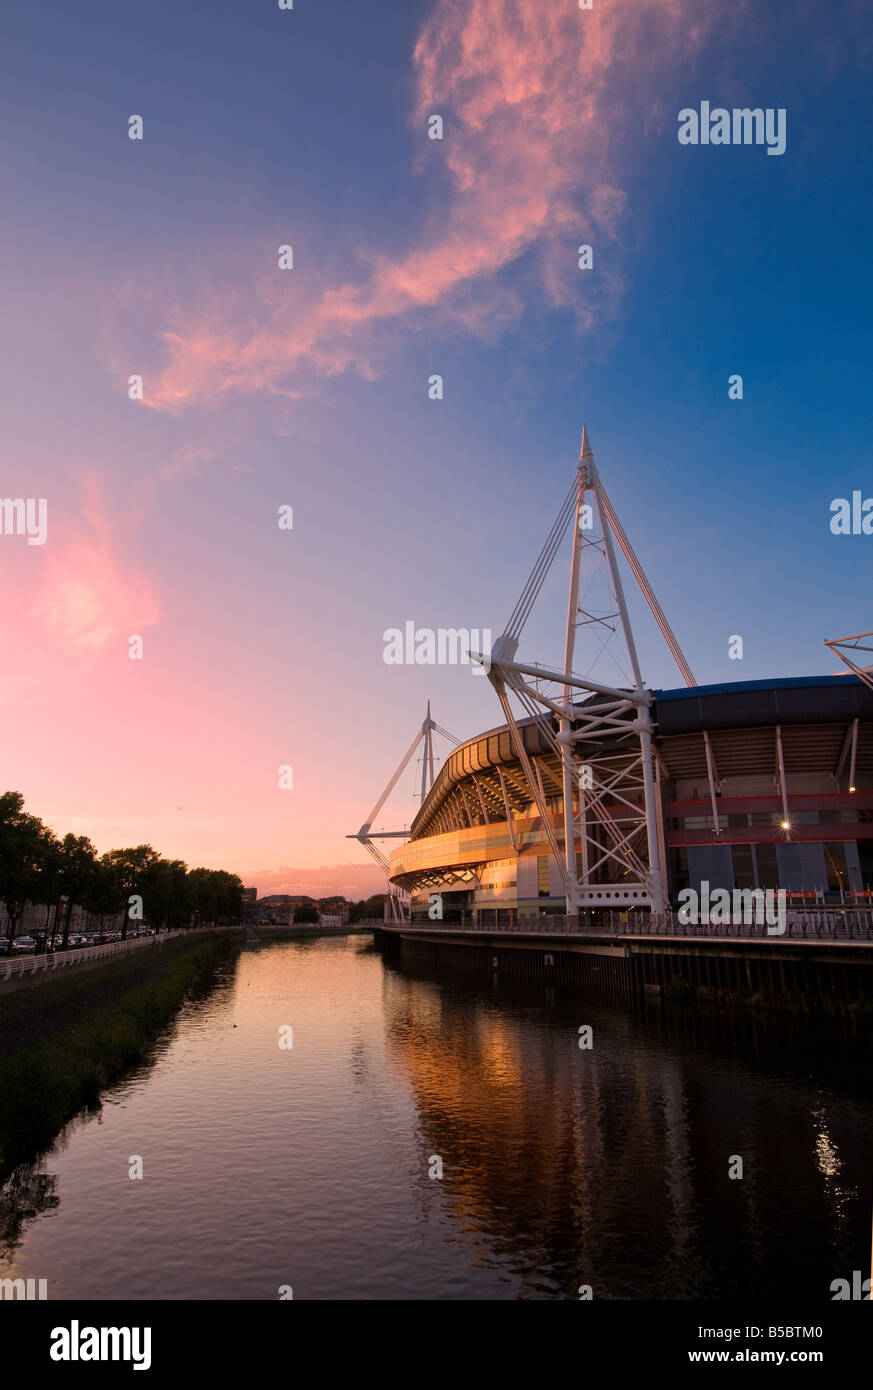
[
  {"xmin": 348, "ymin": 705, "xmax": 457, "ymax": 921},
  {"xmin": 479, "ymin": 427, "xmax": 709, "ymax": 919}
]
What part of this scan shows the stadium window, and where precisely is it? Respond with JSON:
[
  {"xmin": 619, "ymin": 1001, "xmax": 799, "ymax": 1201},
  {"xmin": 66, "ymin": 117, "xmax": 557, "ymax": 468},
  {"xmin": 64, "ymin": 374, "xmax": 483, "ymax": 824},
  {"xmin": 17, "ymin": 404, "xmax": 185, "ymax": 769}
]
[
  {"xmin": 823, "ymin": 842, "xmax": 848, "ymax": 892},
  {"xmin": 732, "ymin": 844, "xmax": 755, "ymax": 890},
  {"xmin": 756, "ymin": 843, "xmax": 779, "ymax": 890},
  {"xmin": 858, "ymin": 841, "xmax": 873, "ymax": 882},
  {"xmin": 537, "ymin": 856, "xmax": 550, "ymax": 897},
  {"xmin": 670, "ymin": 847, "xmax": 689, "ymax": 891},
  {"xmin": 728, "ymin": 813, "xmax": 749, "ymax": 828}
]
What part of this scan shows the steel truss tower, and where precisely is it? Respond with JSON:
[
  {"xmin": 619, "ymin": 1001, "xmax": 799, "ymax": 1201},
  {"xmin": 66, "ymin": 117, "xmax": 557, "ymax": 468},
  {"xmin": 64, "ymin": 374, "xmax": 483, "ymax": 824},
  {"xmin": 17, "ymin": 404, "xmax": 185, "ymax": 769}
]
[
  {"xmin": 479, "ymin": 427, "xmax": 714, "ymax": 920},
  {"xmin": 347, "ymin": 703, "xmax": 459, "ymax": 922}
]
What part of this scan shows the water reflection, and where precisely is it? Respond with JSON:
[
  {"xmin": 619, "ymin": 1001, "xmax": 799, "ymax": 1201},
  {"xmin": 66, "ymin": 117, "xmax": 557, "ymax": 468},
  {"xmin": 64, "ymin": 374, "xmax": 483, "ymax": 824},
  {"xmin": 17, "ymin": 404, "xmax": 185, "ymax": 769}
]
[
  {"xmin": 0, "ymin": 1161, "xmax": 59, "ymax": 1255},
  {"xmin": 380, "ymin": 958, "xmax": 873, "ymax": 1299},
  {"xmin": 0, "ymin": 937, "xmax": 869, "ymax": 1299}
]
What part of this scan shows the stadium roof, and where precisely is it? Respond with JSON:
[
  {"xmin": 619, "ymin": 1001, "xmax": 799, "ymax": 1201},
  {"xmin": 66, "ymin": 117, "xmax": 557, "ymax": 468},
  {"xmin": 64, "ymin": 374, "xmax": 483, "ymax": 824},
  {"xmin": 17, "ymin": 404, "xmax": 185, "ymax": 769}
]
[
  {"xmin": 653, "ymin": 673, "xmax": 873, "ymax": 734},
  {"xmin": 408, "ymin": 673, "xmax": 873, "ymax": 841}
]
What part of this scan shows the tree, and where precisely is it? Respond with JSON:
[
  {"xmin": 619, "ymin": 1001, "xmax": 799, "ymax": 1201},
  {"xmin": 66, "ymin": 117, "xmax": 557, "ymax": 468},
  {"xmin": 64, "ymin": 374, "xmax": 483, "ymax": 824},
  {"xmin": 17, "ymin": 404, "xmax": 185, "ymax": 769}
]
[
  {"xmin": 187, "ymin": 867, "xmax": 218, "ymax": 927},
  {"xmin": 213, "ymin": 870, "xmax": 244, "ymax": 921},
  {"xmin": 1, "ymin": 792, "xmax": 244, "ymax": 943},
  {"xmin": 0, "ymin": 792, "xmax": 56, "ymax": 942},
  {"xmin": 100, "ymin": 846, "xmax": 161, "ymax": 939},
  {"xmin": 83, "ymin": 859, "xmax": 123, "ymax": 934},
  {"xmin": 161, "ymin": 860, "xmax": 192, "ymax": 930},
  {"xmin": 137, "ymin": 857, "xmax": 189, "ymax": 931},
  {"xmin": 54, "ymin": 834, "xmax": 98, "ymax": 947},
  {"xmin": 350, "ymin": 894, "xmax": 385, "ymax": 923},
  {"xmin": 293, "ymin": 902, "xmax": 319, "ymax": 924}
]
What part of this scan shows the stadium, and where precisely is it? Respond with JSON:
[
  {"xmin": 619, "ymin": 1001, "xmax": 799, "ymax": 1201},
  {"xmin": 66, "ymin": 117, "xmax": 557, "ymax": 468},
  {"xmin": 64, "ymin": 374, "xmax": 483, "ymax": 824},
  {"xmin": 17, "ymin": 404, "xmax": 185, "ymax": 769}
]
[
  {"xmin": 355, "ymin": 431, "xmax": 873, "ymax": 926},
  {"xmin": 387, "ymin": 673, "xmax": 873, "ymax": 925}
]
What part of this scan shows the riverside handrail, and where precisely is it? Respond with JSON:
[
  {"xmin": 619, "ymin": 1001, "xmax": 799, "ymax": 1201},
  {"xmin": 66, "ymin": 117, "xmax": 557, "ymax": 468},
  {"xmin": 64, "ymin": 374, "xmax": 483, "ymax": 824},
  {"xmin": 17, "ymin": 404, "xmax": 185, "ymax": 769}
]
[
  {"xmin": 0, "ymin": 924, "xmax": 241, "ymax": 984},
  {"xmin": 377, "ymin": 909, "xmax": 873, "ymax": 942}
]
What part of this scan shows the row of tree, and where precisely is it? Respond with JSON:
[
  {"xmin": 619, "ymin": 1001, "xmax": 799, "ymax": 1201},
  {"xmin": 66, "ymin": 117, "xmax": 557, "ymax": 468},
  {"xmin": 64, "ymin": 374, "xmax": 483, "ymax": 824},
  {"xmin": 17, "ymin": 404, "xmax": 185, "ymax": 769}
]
[
  {"xmin": 0, "ymin": 791, "xmax": 244, "ymax": 943},
  {"xmin": 349, "ymin": 895, "xmax": 386, "ymax": 922}
]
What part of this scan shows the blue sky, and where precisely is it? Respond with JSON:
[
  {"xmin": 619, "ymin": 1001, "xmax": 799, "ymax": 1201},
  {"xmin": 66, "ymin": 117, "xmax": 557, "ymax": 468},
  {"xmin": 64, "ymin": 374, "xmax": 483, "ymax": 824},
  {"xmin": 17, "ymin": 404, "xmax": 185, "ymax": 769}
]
[{"xmin": 0, "ymin": 0, "xmax": 871, "ymax": 887}]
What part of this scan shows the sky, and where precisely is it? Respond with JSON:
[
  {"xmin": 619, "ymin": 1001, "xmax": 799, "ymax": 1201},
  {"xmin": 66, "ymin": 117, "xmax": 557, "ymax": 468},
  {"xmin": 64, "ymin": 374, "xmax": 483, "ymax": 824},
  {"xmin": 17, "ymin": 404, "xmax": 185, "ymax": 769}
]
[{"xmin": 0, "ymin": 0, "xmax": 871, "ymax": 896}]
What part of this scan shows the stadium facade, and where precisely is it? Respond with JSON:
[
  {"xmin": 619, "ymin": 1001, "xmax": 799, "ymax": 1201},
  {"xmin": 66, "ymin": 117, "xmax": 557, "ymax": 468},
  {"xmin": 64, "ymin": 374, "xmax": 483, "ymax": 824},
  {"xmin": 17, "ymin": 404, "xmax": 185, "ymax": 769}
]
[
  {"xmin": 354, "ymin": 428, "xmax": 873, "ymax": 925},
  {"xmin": 387, "ymin": 674, "xmax": 873, "ymax": 924}
]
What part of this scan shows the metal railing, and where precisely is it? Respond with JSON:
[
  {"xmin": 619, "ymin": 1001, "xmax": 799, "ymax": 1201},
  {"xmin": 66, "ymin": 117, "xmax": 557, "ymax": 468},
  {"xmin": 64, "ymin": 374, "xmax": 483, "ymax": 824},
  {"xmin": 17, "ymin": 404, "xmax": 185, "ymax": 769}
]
[
  {"xmin": 0, "ymin": 925, "xmax": 240, "ymax": 986},
  {"xmin": 381, "ymin": 909, "xmax": 873, "ymax": 943}
]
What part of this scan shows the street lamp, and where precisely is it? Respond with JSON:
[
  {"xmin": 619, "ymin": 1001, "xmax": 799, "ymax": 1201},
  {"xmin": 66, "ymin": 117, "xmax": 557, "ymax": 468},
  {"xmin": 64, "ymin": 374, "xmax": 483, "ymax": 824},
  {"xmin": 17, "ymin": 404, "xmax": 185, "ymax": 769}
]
[{"xmin": 52, "ymin": 870, "xmax": 66, "ymax": 946}]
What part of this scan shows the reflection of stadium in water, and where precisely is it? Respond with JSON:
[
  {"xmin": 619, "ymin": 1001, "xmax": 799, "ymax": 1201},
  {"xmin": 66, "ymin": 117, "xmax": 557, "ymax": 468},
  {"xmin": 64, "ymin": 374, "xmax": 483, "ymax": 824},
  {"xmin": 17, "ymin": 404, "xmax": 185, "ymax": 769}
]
[{"xmin": 381, "ymin": 960, "xmax": 872, "ymax": 1299}]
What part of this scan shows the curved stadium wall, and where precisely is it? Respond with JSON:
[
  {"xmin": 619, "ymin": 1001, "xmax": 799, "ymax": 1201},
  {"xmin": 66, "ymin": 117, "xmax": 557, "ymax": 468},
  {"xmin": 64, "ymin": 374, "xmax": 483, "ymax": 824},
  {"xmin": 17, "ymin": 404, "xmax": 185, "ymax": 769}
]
[{"xmin": 387, "ymin": 675, "xmax": 873, "ymax": 924}]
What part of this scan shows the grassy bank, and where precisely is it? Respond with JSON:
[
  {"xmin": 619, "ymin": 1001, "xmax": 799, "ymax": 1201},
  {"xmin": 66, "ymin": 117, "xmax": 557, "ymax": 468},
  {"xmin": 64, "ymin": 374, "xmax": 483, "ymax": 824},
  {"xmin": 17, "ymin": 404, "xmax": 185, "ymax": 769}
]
[{"xmin": 0, "ymin": 932, "xmax": 242, "ymax": 1182}]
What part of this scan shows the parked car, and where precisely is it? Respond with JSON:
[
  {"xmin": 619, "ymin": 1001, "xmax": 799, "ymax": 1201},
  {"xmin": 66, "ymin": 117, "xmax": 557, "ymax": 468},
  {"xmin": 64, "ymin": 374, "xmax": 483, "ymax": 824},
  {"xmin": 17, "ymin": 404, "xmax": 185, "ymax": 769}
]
[
  {"xmin": 66, "ymin": 934, "xmax": 86, "ymax": 948},
  {"xmin": 12, "ymin": 936, "xmax": 36, "ymax": 953}
]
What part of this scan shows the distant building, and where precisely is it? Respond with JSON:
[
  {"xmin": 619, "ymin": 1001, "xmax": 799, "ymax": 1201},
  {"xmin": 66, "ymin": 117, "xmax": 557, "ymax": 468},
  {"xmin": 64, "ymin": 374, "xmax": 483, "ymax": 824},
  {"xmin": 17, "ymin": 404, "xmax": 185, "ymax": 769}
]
[
  {"xmin": 318, "ymin": 896, "xmax": 350, "ymax": 924},
  {"xmin": 0, "ymin": 900, "xmax": 126, "ymax": 938},
  {"xmin": 259, "ymin": 894, "xmax": 314, "ymax": 907},
  {"xmin": 248, "ymin": 893, "xmax": 351, "ymax": 926},
  {"xmin": 255, "ymin": 894, "xmax": 318, "ymax": 925}
]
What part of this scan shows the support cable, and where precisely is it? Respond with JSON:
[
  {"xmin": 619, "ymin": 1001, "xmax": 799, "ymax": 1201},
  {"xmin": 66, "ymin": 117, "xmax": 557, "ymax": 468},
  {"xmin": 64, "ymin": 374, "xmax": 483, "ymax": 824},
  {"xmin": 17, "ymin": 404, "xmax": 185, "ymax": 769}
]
[{"xmin": 505, "ymin": 481, "xmax": 577, "ymax": 640}]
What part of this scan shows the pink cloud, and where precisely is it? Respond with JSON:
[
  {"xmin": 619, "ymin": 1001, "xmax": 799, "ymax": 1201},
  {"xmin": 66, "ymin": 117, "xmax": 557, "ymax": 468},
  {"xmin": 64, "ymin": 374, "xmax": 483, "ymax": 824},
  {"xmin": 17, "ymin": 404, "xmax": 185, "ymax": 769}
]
[
  {"xmin": 145, "ymin": 0, "xmax": 736, "ymax": 413},
  {"xmin": 30, "ymin": 478, "xmax": 160, "ymax": 653},
  {"xmin": 241, "ymin": 862, "xmax": 389, "ymax": 900}
]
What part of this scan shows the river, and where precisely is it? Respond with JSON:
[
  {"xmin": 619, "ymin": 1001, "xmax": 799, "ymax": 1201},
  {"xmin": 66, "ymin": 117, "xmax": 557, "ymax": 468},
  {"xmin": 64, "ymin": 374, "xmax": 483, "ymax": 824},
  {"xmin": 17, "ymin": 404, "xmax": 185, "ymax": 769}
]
[{"xmin": 1, "ymin": 934, "xmax": 871, "ymax": 1300}]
